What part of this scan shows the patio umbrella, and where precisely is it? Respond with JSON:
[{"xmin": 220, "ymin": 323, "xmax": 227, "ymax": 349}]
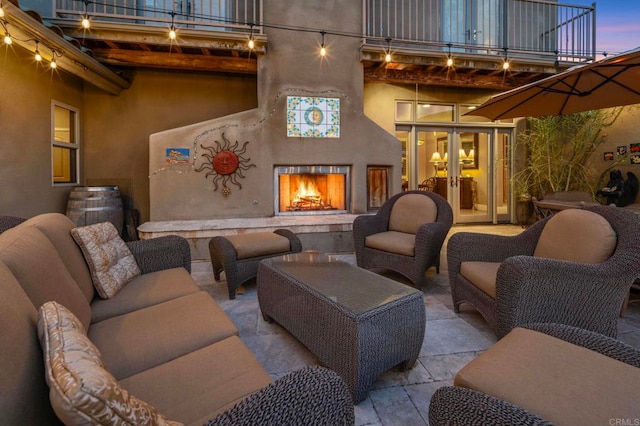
[{"xmin": 470, "ymin": 47, "xmax": 640, "ymax": 120}]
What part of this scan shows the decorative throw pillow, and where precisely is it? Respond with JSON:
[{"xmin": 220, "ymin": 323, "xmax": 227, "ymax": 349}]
[
  {"xmin": 37, "ymin": 301, "xmax": 183, "ymax": 426},
  {"xmin": 71, "ymin": 222, "xmax": 141, "ymax": 299}
]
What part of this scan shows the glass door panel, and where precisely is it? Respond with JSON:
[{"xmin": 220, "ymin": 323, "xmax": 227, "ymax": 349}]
[
  {"xmin": 416, "ymin": 130, "xmax": 450, "ymax": 196},
  {"xmin": 395, "ymin": 127, "xmax": 410, "ymax": 190},
  {"xmin": 496, "ymin": 130, "xmax": 512, "ymax": 222},
  {"xmin": 457, "ymin": 130, "xmax": 491, "ymax": 223}
]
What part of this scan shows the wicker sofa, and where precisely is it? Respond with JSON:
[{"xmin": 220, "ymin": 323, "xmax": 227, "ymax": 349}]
[{"xmin": 0, "ymin": 213, "xmax": 353, "ymax": 425}]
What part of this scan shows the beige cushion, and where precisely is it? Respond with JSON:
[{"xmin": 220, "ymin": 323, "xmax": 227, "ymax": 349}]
[
  {"xmin": 534, "ymin": 209, "xmax": 616, "ymax": 263},
  {"xmin": 459, "ymin": 261, "xmax": 501, "ymax": 299},
  {"xmin": 455, "ymin": 327, "xmax": 640, "ymax": 425},
  {"xmin": 37, "ymin": 301, "xmax": 182, "ymax": 426},
  {"xmin": 0, "ymin": 225, "xmax": 92, "ymax": 329},
  {"xmin": 0, "ymin": 262, "xmax": 59, "ymax": 424},
  {"xmin": 24, "ymin": 213, "xmax": 96, "ymax": 303},
  {"xmin": 71, "ymin": 222, "xmax": 141, "ymax": 299},
  {"xmin": 90, "ymin": 267, "xmax": 199, "ymax": 323},
  {"xmin": 89, "ymin": 292, "xmax": 238, "ymax": 380},
  {"xmin": 389, "ymin": 194, "xmax": 438, "ymax": 234},
  {"xmin": 120, "ymin": 336, "xmax": 272, "ymax": 425},
  {"xmin": 226, "ymin": 232, "xmax": 291, "ymax": 259},
  {"xmin": 365, "ymin": 231, "xmax": 416, "ymax": 256}
]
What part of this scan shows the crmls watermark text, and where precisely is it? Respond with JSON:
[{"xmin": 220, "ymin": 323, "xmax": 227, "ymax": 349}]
[{"xmin": 610, "ymin": 419, "xmax": 640, "ymax": 426}]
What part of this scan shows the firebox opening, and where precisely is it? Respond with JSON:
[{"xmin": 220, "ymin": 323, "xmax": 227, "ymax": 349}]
[{"xmin": 275, "ymin": 166, "xmax": 350, "ymax": 215}]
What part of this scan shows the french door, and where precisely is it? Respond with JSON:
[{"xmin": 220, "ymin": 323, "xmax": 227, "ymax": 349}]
[{"xmin": 398, "ymin": 126, "xmax": 499, "ymax": 224}]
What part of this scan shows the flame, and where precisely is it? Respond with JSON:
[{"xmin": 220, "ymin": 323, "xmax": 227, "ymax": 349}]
[{"xmin": 293, "ymin": 178, "xmax": 322, "ymax": 202}]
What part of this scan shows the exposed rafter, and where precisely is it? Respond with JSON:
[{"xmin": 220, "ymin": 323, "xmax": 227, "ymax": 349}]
[{"xmin": 2, "ymin": 2, "xmax": 130, "ymax": 95}]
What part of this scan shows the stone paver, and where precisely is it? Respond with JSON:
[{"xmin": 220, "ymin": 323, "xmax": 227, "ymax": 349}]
[{"xmin": 192, "ymin": 224, "xmax": 640, "ymax": 426}]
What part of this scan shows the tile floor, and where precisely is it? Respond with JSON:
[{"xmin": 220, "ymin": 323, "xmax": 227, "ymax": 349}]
[{"xmin": 191, "ymin": 224, "xmax": 640, "ymax": 426}]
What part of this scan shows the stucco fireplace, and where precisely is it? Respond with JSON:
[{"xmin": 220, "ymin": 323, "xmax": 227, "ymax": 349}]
[{"xmin": 275, "ymin": 166, "xmax": 350, "ymax": 215}]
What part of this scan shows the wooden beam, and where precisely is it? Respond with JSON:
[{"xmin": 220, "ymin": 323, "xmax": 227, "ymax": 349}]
[
  {"xmin": 90, "ymin": 49, "xmax": 257, "ymax": 73},
  {"xmin": 364, "ymin": 67, "xmax": 536, "ymax": 90}
]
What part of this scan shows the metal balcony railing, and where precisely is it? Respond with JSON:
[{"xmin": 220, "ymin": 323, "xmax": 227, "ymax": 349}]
[
  {"xmin": 54, "ymin": 0, "xmax": 262, "ymax": 33},
  {"xmin": 363, "ymin": 0, "xmax": 596, "ymax": 63}
]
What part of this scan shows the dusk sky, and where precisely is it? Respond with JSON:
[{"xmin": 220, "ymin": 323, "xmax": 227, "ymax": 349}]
[{"xmin": 574, "ymin": 0, "xmax": 640, "ymax": 55}]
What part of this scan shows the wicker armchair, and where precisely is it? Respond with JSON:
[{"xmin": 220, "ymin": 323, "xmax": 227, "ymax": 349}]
[
  {"xmin": 353, "ymin": 190, "xmax": 453, "ymax": 288},
  {"xmin": 429, "ymin": 323, "xmax": 640, "ymax": 425},
  {"xmin": 449, "ymin": 205, "xmax": 640, "ymax": 338}
]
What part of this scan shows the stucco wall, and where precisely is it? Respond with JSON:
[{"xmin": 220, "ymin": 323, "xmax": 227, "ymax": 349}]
[
  {"xmin": 586, "ymin": 106, "xmax": 640, "ymax": 188},
  {"xmin": 0, "ymin": 46, "xmax": 84, "ymax": 218},
  {"xmin": 148, "ymin": 0, "xmax": 402, "ymax": 221},
  {"xmin": 83, "ymin": 69, "xmax": 257, "ymax": 223}
]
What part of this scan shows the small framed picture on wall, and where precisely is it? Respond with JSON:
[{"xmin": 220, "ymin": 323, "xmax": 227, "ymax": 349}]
[
  {"xmin": 631, "ymin": 154, "xmax": 640, "ymax": 165},
  {"xmin": 630, "ymin": 143, "xmax": 640, "ymax": 154},
  {"xmin": 617, "ymin": 145, "xmax": 628, "ymax": 156},
  {"xmin": 604, "ymin": 152, "xmax": 614, "ymax": 161}
]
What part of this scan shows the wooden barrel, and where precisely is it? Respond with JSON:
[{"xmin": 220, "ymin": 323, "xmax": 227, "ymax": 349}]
[{"xmin": 66, "ymin": 186, "xmax": 124, "ymax": 235}]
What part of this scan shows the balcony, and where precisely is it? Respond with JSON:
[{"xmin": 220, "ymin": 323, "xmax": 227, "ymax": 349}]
[
  {"xmin": 50, "ymin": 0, "xmax": 265, "ymax": 74},
  {"xmin": 48, "ymin": 0, "xmax": 594, "ymax": 88},
  {"xmin": 361, "ymin": 0, "xmax": 596, "ymax": 88}
]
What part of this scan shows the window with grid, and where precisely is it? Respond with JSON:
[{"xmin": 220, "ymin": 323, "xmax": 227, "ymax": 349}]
[{"xmin": 52, "ymin": 102, "xmax": 79, "ymax": 185}]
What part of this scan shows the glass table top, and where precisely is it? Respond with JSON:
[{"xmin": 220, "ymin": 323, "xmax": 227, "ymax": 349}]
[{"xmin": 261, "ymin": 252, "xmax": 420, "ymax": 314}]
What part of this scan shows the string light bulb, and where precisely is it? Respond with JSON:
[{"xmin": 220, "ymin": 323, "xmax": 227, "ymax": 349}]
[
  {"xmin": 446, "ymin": 43, "xmax": 453, "ymax": 67},
  {"xmin": 0, "ymin": 2, "xmax": 4, "ymax": 18},
  {"xmin": 168, "ymin": 12, "xmax": 177, "ymax": 40},
  {"xmin": 384, "ymin": 38, "xmax": 392, "ymax": 63},
  {"xmin": 82, "ymin": 16, "xmax": 90, "ymax": 29},
  {"xmin": 3, "ymin": 31, "xmax": 11, "ymax": 45},
  {"xmin": 34, "ymin": 41, "xmax": 42, "ymax": 61},
  {"xmin": 50, "ymin": 57, "xmax": 57, "ymax": 69},
  {"xmin": 320, "ymin": 31, "xmax": 326, "ymax": 57},
  {"xmin": 502, "ymin": 48, "xmax": 510, "ymax": 70},
  {"xmin": 247, "ymin": 23, "xmax": 254, "ymax": 49}
]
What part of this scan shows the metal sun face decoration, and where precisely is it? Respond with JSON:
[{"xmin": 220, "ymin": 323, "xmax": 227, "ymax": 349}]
[{"xmin": 194, "ymin": 133, "xmax": 256, "ymax": 196}]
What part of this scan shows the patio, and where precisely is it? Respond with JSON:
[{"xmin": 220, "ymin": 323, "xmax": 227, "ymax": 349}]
[{"xmin": 191, "ymin": 224, "xmax": 640, "ymax": 425}]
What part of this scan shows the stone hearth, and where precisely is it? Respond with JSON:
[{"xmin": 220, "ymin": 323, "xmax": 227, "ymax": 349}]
[{"xmin": 138, "ymin": 214, "xmax": 360, "ymax": 261}]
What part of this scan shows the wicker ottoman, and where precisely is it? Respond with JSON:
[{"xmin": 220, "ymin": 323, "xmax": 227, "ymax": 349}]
[
  {"xmin": 209, "ymin": 230, "xmax": 302, "ymax": 299},
  {"xmin": 257, "ymin": 252, "xmax": 426, "ymax": 403}
]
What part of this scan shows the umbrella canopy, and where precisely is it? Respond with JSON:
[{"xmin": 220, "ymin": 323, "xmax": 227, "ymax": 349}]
[{"xmin": 470, "ymin": 47, "xmax": 640, "ymax": 120}]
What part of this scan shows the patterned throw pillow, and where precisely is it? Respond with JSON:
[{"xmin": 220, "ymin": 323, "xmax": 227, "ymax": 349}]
[
  {"xmin": 37, "ymin": 301, "xmax": 183, "ymax": 426},
  {"xmin": 71, "ymin": 222, "xmax": 141, "ymax": 299}
]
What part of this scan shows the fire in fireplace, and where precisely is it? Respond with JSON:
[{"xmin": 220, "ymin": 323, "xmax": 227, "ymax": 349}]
[{"xmin": 275, "ymin": 166, "xmax": 350, "ymax": 215}]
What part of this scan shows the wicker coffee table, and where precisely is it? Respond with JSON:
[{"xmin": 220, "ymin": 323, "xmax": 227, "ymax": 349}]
[{"xmin": 257, "ymin": 252, "xmax": 426, "ymax": 403}]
